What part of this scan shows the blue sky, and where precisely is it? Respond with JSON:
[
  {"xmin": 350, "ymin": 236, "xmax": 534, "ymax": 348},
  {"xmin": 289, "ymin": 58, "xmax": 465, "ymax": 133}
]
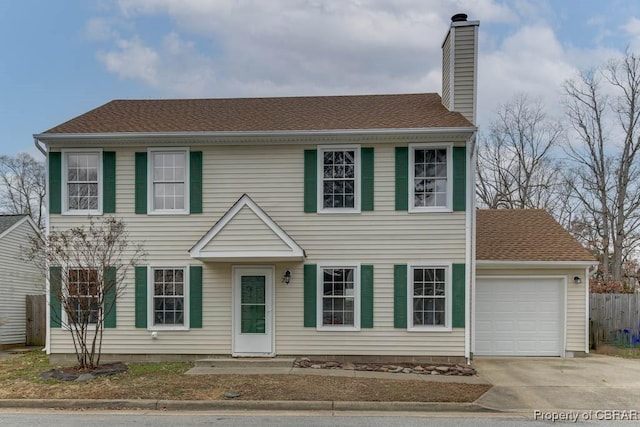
[{"xmin": 1, "ymin": 0, "xmax": 639, "ymax": 157}]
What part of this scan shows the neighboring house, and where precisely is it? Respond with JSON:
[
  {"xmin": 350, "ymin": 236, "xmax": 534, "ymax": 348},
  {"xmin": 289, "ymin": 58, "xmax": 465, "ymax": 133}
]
[
  {"xmin": 34, "ymin": 14, "xmax": 594, "ymax": 363},
  {"xmin": 0, "ymin": 215, "xmax": 43, "ymax": 349}
]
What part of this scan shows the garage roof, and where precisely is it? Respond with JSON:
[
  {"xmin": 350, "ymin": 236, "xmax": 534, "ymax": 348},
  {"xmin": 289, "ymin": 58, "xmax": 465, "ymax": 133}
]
[{"xmin": 476, "ymin": 209, "xmax": 595, "ymax": 262}]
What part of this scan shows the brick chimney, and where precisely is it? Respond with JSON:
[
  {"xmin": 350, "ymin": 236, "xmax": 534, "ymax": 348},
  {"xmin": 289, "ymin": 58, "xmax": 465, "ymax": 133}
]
[{"xmin": 441, "ymin": 13, "xmax": 479, "ymax": 125}]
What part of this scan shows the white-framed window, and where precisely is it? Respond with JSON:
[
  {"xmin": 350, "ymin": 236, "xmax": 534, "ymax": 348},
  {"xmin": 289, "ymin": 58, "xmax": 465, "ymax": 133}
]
[
  {"xmin": 409, "ymin": 144, "xmax": 452, "ymax": 212},
  {"xmin": 317, "ymin": 145, "xmax": 361, "ymax": 213},
  {"xmin": 408, "ymin": 264, "xmax": 451, "ymax": 331},
  {"xmin": 66, "ymin": 268, "xmax": 100, "ymax": 326},
  {"xmin": 317, "ymin": 264, "xmax": 360, "ymax": 331},
  {"xmin": 148, "ymin": 148, "xmax": 189, "ymax": 214},
  {"xmin": 148, "ymin": 266, "xmax": 189, "ymax": 330},
  {"xmin": 62, "ymin": 150, "xmax": 102, "ymax": 215}
]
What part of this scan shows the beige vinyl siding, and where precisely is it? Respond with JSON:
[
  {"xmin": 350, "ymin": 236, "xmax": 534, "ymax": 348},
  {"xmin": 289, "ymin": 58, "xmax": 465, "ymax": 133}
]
[
  {"xmin": 452, "ymin": 25, "xmax": 476, "ymax": 123},
  {"xmin": 476, "ymin": 268, "xmax": 587, "ymax": 353},
  {"xmin": 0, "ymin": 220, "xmax": 43, "ymax": 346},
  {"xmin": 441, "ymin": 31, "xmax": 452, "ymax": 111},
  {"xmin": 202, "ymin": 205, "xmax": 291, "ymax": 252},
  {"xmin": 49, "ymin": 141, "xmax": 467, "ymax": 356}
]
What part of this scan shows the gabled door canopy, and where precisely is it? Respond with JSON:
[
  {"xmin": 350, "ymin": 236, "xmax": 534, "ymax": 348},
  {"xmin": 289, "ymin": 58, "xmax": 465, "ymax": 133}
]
[{"xmin": 189, "ymin": 194, "xmax": 305, "ymax": 262}]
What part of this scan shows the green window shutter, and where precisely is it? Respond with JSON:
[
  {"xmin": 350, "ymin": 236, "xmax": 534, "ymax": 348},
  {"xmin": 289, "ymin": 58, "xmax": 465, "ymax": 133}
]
[
  {"xmin": 134, "ymin": 152, "xmax": 147, "ymax": 214},
  {"xmin": 361, "ymin": 147, "xmax": 374, "ymax": 211},
  {"xmin": 190, "ymin": 151, "xmax": 203, "ymax": 214},
  {"xmin": 49, "ymin": 266, "xmax": 62, "ymax": 328},
  {"xmin": 393, "ymin": 264, "xmax": 407, "ymax": 328},
  {"xmin": 360, "ymin": 264, "xmax": 374, "ymax": 328},
  {"xmin": 303, "ymin": 264, "xmax": 317, "ymax": 327},
  {"xmin": 190, "ymin": 265, "xmax": 203, "ymax": 328},
  {"xmin": 135, "ymin": 266, "xmax": 147, "ymax": 328},
  {"xmin": 451, "ymin": 263, "xmax": 465, "ymax": 328},
  {"xmin": 395, "ymin": 147, "xmax": 408, "ymax": 211},
  {"xmin": 103, "ymin": 151, "xmax": 116, "ymax": 213},
  {"xmin": 452, "ymin": 146, "xmax": 466, "ymax": 211},
  {"xmin": 104, "ymin": 266, "xmax": 117, "ymax": 328},
  {"xmin": 304, "ymin": 150, "xmax": 317, "ymax": 213},
  {"xmin": 49, "ymin": 152, "xmax": 62, "ymax": 214}
]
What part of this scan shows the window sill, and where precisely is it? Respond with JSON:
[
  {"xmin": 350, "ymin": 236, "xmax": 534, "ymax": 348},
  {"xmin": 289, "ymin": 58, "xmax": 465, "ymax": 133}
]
[
  {"xmin": 408, "ymin": 207, "xmax": 452, "ymax": 214},
  {"xmin": 148, "ymin": 326, "xmax": 189, "ymax": 331},
  {"xmin": 407, "ymin": 326, "xmax": 452, "ymax": 332},
  {"xmin": 316, "ymin": 326, "xmax": 361, "ymax": 332},
  {"xmin": 146, "ymin": 210, "xmax": 190, "ymax": 216},
  {"xmin": 62, "ymin": 210, "xmax": 103, "ymax": 216},
  {"xmin": 316, "ymin": 208, "xmax": 362, "ymax": 214}
]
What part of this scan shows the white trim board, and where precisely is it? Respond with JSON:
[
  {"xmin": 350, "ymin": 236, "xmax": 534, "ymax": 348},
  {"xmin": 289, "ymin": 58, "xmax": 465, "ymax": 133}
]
[{"xmin": 189, "ymin": 194, "xmax": 305, "ymax": 262}]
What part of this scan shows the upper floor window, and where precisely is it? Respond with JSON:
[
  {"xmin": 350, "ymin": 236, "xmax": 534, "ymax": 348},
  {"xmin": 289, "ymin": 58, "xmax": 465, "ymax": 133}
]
[
  {"xmin": 149, "ymin": 149, "xmax": 189, "ymax": 214},
  {"xmin": 409, "ymin": 144, "xmax": 452, "ymax": 212},
  {"xmin": 317, "ymin": 146, "xmax": 360, "ymax": 213},
  {"xmin": 64, "ymin": 152, "xmax": 102, "ymax": 214}
]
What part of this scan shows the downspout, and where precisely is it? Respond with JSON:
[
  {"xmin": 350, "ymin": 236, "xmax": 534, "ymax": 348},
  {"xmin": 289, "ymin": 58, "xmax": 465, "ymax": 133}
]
[
  {"xmin": 33, "ymin": 137, "xmax": 46, "ymax": 157},
  {"xmin": 585, "ymin": 265, "xmax": 594, "ymax": 354},
  {"xmin": 35, "ymin": 136, "xmax": 51, "ymax": 354},
  {"xmin": 464, "ymin": 131, "xmax": 477, "ymax": 363}
]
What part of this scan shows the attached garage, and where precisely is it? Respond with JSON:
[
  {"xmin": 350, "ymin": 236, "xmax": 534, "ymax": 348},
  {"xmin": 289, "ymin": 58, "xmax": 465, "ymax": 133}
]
[
  {"xmin": 475, "ymin": 277, "xmax": 564, "ymax": 356},
  {"xmin": 475, "ymin": 210, "xmax": 596, "ymax": 358}
]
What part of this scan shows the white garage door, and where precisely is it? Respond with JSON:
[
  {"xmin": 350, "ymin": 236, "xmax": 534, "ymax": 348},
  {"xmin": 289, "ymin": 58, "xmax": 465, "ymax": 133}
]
[{"xmin": 475, "ymin": 277, "xmax": 564, "ymax": 356}]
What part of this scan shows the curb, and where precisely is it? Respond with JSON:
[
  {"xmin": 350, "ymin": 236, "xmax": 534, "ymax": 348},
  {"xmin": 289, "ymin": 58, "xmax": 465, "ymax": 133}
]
[{"xmin": 0, "ymin": 399, "xmax": 496, "ymax": 413}]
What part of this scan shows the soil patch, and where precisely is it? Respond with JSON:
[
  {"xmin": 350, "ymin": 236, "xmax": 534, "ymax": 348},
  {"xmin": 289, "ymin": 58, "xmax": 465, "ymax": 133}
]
[{"xmin": 39, "ymin": 362, "xmax": 128, "ymax": 381}]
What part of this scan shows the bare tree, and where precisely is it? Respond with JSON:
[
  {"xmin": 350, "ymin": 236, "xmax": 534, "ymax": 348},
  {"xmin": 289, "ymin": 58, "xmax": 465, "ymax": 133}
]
[
  {"xmin": 476, "ymin": 94, "xmax": 566, "ymax": 215},
  {"xmin": 24, "ymin": 217, "xmax": 145, "ymax": 369},
  {"xmin": 0, "ymin": 153, "xmax": 46, "ymax": 228},
  {"xmin": 564, "ymin": 51, "xmax": 640, "ymax": 281}
]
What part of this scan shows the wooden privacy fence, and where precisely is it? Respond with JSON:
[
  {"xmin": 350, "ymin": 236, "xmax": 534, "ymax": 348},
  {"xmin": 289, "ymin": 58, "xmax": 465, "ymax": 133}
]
[
  {"xmin": 590, "ymin": 293, "xmax": 640, "ymax": 349},
  {"xmin": 26, "ymin": 295, "xmax": 45, "ymax": 346}
]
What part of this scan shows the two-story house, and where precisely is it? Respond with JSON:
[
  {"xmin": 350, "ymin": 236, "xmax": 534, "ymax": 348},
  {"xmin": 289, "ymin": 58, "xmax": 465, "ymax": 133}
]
[{"xmin": 35, "ymin": 14, "xmax": 595, "ymax": 363}]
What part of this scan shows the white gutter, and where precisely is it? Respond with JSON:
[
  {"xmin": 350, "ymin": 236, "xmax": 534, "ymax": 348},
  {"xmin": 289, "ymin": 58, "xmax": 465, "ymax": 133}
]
[
  {"xmin": 464, "ymin": 131, "xmax": 476, "ymax": 363},
  {"xmin": 33, "ymin": 126, "xmax": 477, "ymax": 142}
]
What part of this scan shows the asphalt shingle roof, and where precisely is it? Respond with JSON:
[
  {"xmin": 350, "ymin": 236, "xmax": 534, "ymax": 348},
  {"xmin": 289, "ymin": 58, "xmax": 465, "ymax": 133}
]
[
  {"xmin": 476, "ymin": 209, "xmax": 595, "ymax": 262},
  {"xmin": 0, "ymin": 214, "xmax": 27, "ymax": 235},
  {"xmin": 41, "ymin": 93, "xmax": 473, "ymax": 134}
]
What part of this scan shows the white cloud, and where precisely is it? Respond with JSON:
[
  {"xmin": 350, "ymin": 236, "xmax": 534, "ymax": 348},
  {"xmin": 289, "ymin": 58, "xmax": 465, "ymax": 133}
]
[
  {"xmin": 97, "ymin": 37, "xmax": 160, "ymax": 86},
  {"xmin": 84, "ymin": 17, "xmax": 119, "ymax": 41},
  {"xmin": 623, "ymin": 17, "xmax": 640, "ymax": 50},
  {"xmin": 88, "ymin": 0, "xmax": 632, "ymax": 133}
]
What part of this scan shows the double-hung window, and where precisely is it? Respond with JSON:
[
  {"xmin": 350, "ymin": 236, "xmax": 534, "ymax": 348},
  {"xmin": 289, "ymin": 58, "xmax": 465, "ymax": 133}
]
[
  {"xmin": 64, "ymin": 151, "xmax": 101, "ymax": 214},
  {"xmin": 409, "ymin": 265, "xmax": 451, "ymax": 330},
  {"xmin": 67, "ymin": 268, "xmax": 100, "ymax": 326},
  {"xmin": 149, "ymin": 267, "xmax": 188, "ymax": 329},
  {"xmin": 317, "ymin": 265, "xmax": 360, "ymax": 330},
  {"xmin": 149, "ymin": 149, "xmax": 188, "ymax": 213},
  {"xmin": 410, "ymin": 144, "xmax": 452, "ymax": 211},
  {"xmin": 318, "ymin": 146, "xmax": 360, "ymax": 213}
]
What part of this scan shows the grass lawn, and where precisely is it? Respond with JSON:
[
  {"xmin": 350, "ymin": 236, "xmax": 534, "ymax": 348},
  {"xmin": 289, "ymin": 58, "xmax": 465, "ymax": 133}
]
[
  {"xmin": 0, "ymin": 351, "xmax": 490, "ymax": 402},
  {"xmin": 593, "ymin": 344, "xmax": 640, "ymax": 359}
]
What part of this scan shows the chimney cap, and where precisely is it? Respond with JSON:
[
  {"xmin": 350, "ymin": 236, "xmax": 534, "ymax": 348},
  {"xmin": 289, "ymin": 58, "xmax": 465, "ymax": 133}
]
[{"xmin": 451, "ymin": 13, "xmax": 468, "ymax": 22}]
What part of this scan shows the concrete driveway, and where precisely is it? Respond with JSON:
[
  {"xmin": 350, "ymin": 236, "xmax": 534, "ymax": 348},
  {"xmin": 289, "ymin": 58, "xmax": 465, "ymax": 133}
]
[{"xmin": 474, "ymin": 354, "xmax": 640, "ymax": 411}]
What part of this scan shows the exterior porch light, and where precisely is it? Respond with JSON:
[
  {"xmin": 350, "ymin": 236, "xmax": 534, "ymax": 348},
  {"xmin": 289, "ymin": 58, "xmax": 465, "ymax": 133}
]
[
  {"xmin": 573, "ymin": 276, "xmax": 582, "ymax": 284},
  {"xmin": 283, "ymin": 270, "xmax": 292, "ymax": 285}
]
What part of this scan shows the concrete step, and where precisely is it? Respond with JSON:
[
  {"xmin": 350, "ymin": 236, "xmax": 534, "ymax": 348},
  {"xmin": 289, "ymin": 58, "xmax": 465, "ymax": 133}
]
[{"xmin": 194, "ymin": 357, "xmax": 296, "ymax": 368}]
